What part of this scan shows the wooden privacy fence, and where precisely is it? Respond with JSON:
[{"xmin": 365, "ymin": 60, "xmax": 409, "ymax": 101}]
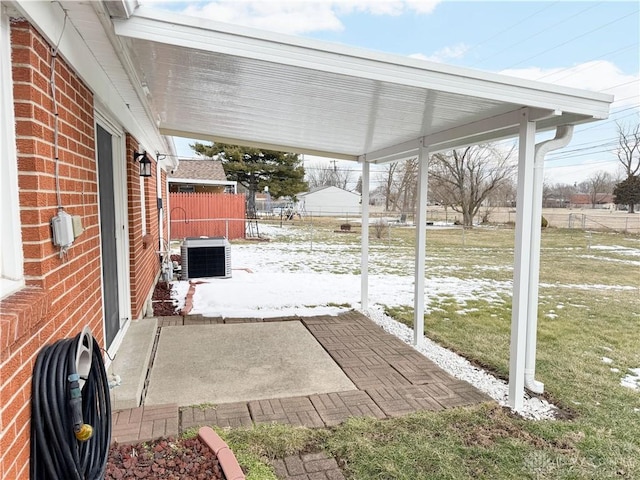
[{"xmin": 169, "ymin": 192, "xmax": 246, "ymax": 240}]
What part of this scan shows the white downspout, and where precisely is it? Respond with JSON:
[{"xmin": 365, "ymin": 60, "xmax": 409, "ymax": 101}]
[{"xmin": 525, "ymin": 125, "xmax": 573, "ymax": 394}]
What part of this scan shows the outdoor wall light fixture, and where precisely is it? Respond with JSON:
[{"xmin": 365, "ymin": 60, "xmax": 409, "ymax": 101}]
[{"xmin": 133, "ymin": 151, "xmax": 152, "ymax": 177}]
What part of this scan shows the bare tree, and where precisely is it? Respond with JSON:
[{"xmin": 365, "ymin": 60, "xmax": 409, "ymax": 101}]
[
  {"xmin": 544, "ymin": 182, "xmax": 576, "ymax": 208},
  {"xmin": 578, "ymin": 171, "xmax": 615, "ymax": 208},
  {"xmin": 392, "ymin": 158, "xmax": 419, "ymax": 213},
  {"xmin": 306, "ymin": 162, "xmax": 353, "ymax": 190},
  {"xmin": 616, "ymin": 122, "xmax": 640, "ymax": 177},
  {"xmin": 380, "ymin": 162, "xmax": 399, "ymax": 211},
  {"xmin": 429, "ymin": 144, "xmax": 516, "ymax": 226},
  {"xmin": 615, "ymin": 123, "xmax": 640, "ymax": 213}
]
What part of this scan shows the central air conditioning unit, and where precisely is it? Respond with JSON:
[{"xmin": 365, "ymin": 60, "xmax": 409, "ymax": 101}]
[{"xmin": 181, "ymin": 237, "xmax": 231, "ymax": 279}]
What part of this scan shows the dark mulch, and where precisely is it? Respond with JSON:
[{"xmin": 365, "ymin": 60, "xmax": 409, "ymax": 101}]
[
  {"xmin": 152, "ymin": 282, "xmax": 181, "ymax": 317},
  {"xmin": 106, "ymin": 437, "xmax": 225, "ymax": 480}
]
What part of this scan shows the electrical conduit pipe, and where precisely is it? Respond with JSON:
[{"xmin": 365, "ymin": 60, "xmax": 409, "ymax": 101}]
[{"xmin": 525, "ymin": 125, "xmax": 574, "ymax": 394}]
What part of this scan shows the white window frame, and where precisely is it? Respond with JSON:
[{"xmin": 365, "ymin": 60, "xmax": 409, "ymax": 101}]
[{"xmin": 0, "ymin": 8, "xmax": 25, "ymax": 299}]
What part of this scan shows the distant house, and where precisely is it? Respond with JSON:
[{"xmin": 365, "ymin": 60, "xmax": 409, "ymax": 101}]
[
  {"xmin": 570, "ymin": 193, "xmax": 614, "ymax": 209},
  {"xmin": 298, "ymin": 186, "xmax": 361, "ymax": 216},
  {"xmin": 168, "ymin": 159, "xmax": 236, "ymax": 193}
]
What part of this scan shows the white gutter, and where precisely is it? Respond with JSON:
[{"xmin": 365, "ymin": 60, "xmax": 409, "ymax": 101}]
[{"xmin": 524, "ymin": 125, "xmax": 573, "ymax": 394}]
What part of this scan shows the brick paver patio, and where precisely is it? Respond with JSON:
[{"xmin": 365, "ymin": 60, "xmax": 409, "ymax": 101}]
[
  {"xmin": 111, "ymin": 404, "xmax": 179, "ymax": 444},
  {"xmin": 111, "ymin": 311, "xmax": 492, "ymax": 479},
  {"xmin": 270, "ymin": 452, "xmax": 346, "ymax": 480},
  {"xmin": 114, "ymin": 311, "xmax": 492, "ymax": 444}
]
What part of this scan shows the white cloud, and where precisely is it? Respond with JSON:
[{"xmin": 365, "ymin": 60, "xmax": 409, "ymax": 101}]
[
  {"xmin": 180, "ymin": 2, "xmax": 343, "ymax": 34},
  {"xmin": 145, "ymin": 0, "xmax": 442, "ymax": 35},
  {"xmin": 500, "ymin": 61, "xmax": 640, "ymax": 109},
  {"xmin": 410, "ymin": 42, "xmax": 470, "ymax": 63}
]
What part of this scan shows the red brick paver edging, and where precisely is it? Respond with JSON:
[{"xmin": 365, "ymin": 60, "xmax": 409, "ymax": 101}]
[{"xmin": 198, "ymin": 427, "xmax": 245, "ymax": 480}]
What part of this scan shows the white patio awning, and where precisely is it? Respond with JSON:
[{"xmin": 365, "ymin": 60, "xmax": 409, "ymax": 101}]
[
  {"xmin": 113, "ymin": 7, "xmax": 612, "ymax": 163},
  {"xmin": 111, "ymin": 5, "xmax": 614, "ymax": 412}
]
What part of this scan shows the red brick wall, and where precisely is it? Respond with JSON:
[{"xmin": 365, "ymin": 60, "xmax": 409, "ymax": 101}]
[
  {"xmin": 126, "ymin": 136, "xmax": 162, "ymax": 319},
  {"xmin": 0, "ymin": 21, "xmax": 103, "ymax": 479}
]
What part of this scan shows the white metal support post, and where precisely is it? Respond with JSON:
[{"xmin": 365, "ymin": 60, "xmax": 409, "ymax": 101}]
[
  {"xmin": 413, "ymin": 143, "xmax": 429, "ymax": 345},
  {"xmin": 509, "ymin": 112, "xmax": 536, "ymax": 410},
  {"xmin": 361, "ymin": 160, "xmax": 370, "ymax": 311}
]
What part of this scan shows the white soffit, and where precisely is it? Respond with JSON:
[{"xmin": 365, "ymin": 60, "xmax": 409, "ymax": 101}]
[{"xmin": 113, "ymin": 7, "xmax": 613, "ymax": 162}]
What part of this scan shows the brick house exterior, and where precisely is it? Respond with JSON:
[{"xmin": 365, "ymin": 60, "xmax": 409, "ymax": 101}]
[{"xmin": 0, "ymin": 4, "xmax": 174, "ymax": 478}]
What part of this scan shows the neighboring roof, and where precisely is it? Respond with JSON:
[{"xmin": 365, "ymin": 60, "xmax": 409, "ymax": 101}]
[
  {"xmin": 570, "ymin": 193, "xmax": 614, "ymax": 204},
  {"xmin": 112, "ymin": 7, "xmax": 613, "ymax": 164},
  {"xmin": 299, "ymin": 186, "xmax": 360, "ymax": 197},
  {"xmin": 168, "ymin": 159, "xmax": 230, "ymax": 184}
]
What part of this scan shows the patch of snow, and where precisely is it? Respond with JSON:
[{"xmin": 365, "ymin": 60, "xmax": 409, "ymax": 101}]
[
  {"xmin": 620, "ymin": 368, "xmax": 640, "ymax": 391},
  {"xmin": 578, "ymin": 255, "xmax": 640, "ymax": 267},
  {"xmin": 257, "ymin": 223, "xmax": 311, "ymax": 240},
  {"xmin": 611, "ymin": 368, "xmax": 620, "ymax": 373},
  {"xmin": 590, "ymin": 245, "xmax": 640, "ymax": 257},
  {"xmin": 545, "ymin": 313, "xmax": 558, "ymax": 319},
  {"xmin": 601, "ymin": 357, "xmax": 613, "ymax": 364},
  {"xmin": 540, "ymin": 282, "xmax": 638, "ymax": 291},
  {"xmin": 171, "ymin": 281, "xmax": 190, "ymax": 311},
  {"xmin": 600, "ymin": 346, "xmax": 613, "ymax": 352}
]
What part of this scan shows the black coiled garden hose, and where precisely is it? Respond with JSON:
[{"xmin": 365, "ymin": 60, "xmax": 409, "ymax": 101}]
[{"xmin": 30, "ymin": 333, "xmax": 111, "ymax": 480}]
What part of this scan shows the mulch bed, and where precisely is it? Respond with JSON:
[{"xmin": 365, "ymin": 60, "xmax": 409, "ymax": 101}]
[
  {"xmin": 106, "ymin": 437, "xmax": 225, "ymax": 480},
  {"xmin": 152, "ymin": 281, "xmax": 180, "ymax": 317}
]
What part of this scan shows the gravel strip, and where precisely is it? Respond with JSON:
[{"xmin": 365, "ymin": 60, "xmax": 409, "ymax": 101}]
[{"xmin": 366, "ymin": 306, "xmax": 558, "ymax": 420}]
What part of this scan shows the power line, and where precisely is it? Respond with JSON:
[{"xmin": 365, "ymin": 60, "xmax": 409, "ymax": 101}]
[
  {"xmin": 470, "ymin": 2, "xmax": 604, "ymax": 68},
  {"xmin": 536, "ymin": 42, "xmax": 638, "ymax": 84},
  {"xmin": 600, "ymin": 79, "xmax": 640, "ymax": 92},
  {"xmin": 534, "ymin": 43, "xmax": 638, "ymax": 83},
  {"xmin": 463, "ymin": 2, "xmax": 560, "ymax": 58},
  {"xmin": 503, "ymin": 9, "xmax": 639, "ymax": 70}
]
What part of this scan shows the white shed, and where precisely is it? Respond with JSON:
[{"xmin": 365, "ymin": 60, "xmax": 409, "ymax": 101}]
[{"xmin": 298, "ymin": 186, "xmax": 361, "ymax": 216}]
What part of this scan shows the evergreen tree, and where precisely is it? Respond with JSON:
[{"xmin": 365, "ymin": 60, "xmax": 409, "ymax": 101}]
[
  {"xmin": 613, "ymin": 175, "xmax": 640, "ymax": 214},
  {"xmin": 191, "ymin": 142, "xmax": 307, "ymax": 216}
]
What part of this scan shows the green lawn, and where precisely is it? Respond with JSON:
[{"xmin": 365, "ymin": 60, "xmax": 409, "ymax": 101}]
[{"xmin": 197, "ymin": 222, "xmax": 640, "ymax": 479}]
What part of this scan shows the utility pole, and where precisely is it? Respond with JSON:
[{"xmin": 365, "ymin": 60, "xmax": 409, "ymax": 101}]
[{"xmin": 330, "ymin": 160, "xmax": 338, "ymax": 187}]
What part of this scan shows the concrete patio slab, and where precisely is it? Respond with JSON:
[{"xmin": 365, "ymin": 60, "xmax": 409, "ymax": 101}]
[{"xmin": 145, "ymin": 321, "xmax": 357, "ymax": 407}]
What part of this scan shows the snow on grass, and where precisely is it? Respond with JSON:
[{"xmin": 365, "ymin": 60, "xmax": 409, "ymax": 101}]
[
  {"xmin": 540, "ymin": 282, "xmax": 638, "ymax": 291},
  {"xmin": 257, "ymin": 223, "xmax": 314, "ymax": 240},
  {"xmin": 185, "ymin": 270, "xmax": 510, "ymax": 318},
  {"xmin": 170, "ymin": 234, "xmax": 638, "ymax": 420},
  {"xmin": 620, "ymin": 368, "xmax": 640, "ymax": 390},
  {"xmin": 578, "ymin": 255, "xmax": 640, "ymax": 267},
  {"xmin": 589, "ymin": 245, "xmax": 640, "ymax": 257}
]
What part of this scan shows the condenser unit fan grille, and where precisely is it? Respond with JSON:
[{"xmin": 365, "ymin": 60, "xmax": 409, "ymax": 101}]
[{"xmin": 181, "ymin": 237, "xmax": 231, "ymax": 279}]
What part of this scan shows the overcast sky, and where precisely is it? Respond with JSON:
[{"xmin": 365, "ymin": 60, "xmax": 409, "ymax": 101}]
[{"xmin": 150, "ymin": 1, "xmax": 639, "ymax": 186}]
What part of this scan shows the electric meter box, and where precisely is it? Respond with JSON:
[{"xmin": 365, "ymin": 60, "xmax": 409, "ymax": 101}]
[{"xmin": 52, "ymin": 210, "xmax": 74, "ymax": 247}]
